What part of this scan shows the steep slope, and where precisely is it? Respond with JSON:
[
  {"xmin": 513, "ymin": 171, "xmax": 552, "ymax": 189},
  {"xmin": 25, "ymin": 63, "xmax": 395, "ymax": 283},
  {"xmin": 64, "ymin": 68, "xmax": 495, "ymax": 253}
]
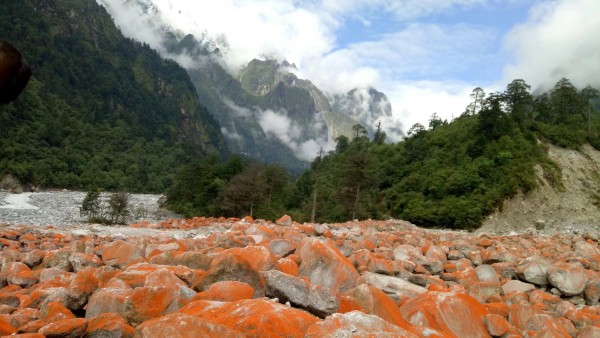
[
  {"xmin": 0, "ymin": 0, "xmax": 226, "ymax": 192},
  {"xmin": 93, "ymin": 0, "xmax": 395, "ymax": 170},
  {"xmin": 190, "ymin": 58, "xmax": 331, "ymax": 172},
  {"xmin": 481, "ymin": 143, "xmax": 600, "ymax": 234}
]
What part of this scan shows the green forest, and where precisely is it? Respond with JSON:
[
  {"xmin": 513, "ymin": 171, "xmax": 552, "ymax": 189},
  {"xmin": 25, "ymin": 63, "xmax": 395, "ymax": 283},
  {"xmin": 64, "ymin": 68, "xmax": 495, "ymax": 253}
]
[
  {"xmin": 0, "ymin": 0, "xmax": 225, "ymax": 192},
  {"xmin": 166, "ymin": 78, "xmax": 600, "ymax": 230}
]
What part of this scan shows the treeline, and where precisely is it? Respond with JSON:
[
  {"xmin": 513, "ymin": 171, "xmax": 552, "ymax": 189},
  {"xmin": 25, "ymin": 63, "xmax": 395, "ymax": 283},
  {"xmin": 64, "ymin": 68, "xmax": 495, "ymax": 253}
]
[{"xmin": 167, "ymin": 77, "xmax": 600, "ymax": 230}]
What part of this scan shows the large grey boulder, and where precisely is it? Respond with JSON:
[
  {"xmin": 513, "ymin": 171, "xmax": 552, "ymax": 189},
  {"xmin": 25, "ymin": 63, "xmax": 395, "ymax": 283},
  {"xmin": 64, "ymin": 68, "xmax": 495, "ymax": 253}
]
[{"xmin": 262, "ymin": 270, "xmax": 338, "ymax": 318}]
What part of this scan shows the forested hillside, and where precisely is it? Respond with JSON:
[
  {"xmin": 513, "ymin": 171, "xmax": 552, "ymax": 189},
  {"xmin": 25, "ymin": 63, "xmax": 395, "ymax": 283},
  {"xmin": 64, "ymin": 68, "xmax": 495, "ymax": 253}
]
[
  {"xmin": 0, "ymin": 0, "xmax": 225, "ymax": 192},
  {"xmin": 167, "ymin": 78, "xmax": 600, "ymax": 230}
]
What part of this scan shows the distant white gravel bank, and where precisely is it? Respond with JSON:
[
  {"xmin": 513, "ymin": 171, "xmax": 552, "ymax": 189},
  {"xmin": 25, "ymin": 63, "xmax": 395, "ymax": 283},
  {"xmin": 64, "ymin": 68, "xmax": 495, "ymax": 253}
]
[{"xmin": 0, "ymin": 190, "xmax": 180, "ymax": 227}]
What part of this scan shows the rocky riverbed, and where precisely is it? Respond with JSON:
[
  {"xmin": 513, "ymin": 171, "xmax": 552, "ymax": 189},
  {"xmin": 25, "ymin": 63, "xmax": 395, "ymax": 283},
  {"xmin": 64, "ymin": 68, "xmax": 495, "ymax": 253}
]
[
  {"xmin": 0, "ymin": 191, "xmax": 178, "ymax": 227},
  {"xmin": 1, "ymin": 216, "xmax": 600, "ymax": 337}
]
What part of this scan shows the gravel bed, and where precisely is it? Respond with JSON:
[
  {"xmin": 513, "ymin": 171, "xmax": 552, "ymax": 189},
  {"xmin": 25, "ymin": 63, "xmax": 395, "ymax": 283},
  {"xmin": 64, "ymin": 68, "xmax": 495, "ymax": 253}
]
[{"xmin": 0, "ymin": 190, "xmax": 180, "ymax": 227}]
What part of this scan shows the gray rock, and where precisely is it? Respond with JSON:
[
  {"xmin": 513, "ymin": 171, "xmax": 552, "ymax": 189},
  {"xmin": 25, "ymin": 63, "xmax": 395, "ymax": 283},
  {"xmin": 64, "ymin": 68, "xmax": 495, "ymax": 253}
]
[
  {"xmin": 22, "ymin": 249, "xmax": 45, "ymax": 268},
  {"xmin": 262, "ymin": 270, "xmax": 338, "ymax": 318},
  {"xmin": 547, "ymin": 263, "xmax": 589, "ymax": 296},
  {"xmin": 447, "ymin": 250, "xmax": 464, "ymax": 260},
  {"xmin": 268, "ymin": 239, "xmax": 296, "ymax": 257},
  {"xmin": 362, "ymin": 271, "xmax": 426, "ymax": 299},
  {"xmin": 584, "ymin": 280, "xmax": 600, "ymax": 305},
  {"xmin": 502, "ymin": 280, "xmax": 535, "ymax": 294},
  {"xmin": 412, "ymin": 255, "xmax": 443, "ymax": 275},
  {"xmin": 69, "ymin": 252, "xmax": 102, "ymax": 272},
  {"xmin": 42, "ymin": 251, "xmax": 73, "ymax": 272},
  {"xmin": 173, "ymin": 251, "xmax": 213, "ymax": 270},
  {"xmin": 475, "ymin": 265, "xmax": 499, "ymax": 283},
  {"xmin": 305, "ymin": 311, "xmax": 420, "ymax": 338},
  {"xmin": 407, "ymin": 274, "xmax": 429, "ymax": 287},
  {"xmin": 393, "ymin": 244, "xmax": 421, "ymax": 261},
  {"xmin": 85, "ymin": 289, "xmax": 133, "ymax": 319},
  {"xmin": 574, "ymin": 241, "xmax": 600, "ymax": 259},
  {"xmin": 39, "ymin": 267, "xmax": 73, "ymax": 283},
  {"xmin": 517, "ymin": 256, "xmax": 551, "ymax": 285}
]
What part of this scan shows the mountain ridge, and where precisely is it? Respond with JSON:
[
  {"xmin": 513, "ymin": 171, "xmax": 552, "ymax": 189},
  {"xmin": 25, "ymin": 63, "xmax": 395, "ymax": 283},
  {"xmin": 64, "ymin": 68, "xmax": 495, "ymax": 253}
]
[{"xmin": 96, "ymin": 0, "xmax": 400, "ymax": 169}]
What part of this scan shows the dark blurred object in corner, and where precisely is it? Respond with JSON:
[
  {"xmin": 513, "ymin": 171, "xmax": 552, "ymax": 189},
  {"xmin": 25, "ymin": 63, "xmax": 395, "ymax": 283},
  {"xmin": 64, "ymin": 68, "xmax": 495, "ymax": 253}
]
[{"xmin": 0, "ymin": 41, "xmax": 31, "ymax": 104}]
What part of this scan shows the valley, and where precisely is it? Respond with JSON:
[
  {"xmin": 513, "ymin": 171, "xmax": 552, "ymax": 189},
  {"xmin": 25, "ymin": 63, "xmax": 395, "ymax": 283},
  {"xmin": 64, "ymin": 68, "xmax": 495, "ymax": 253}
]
[{"xmin": 1, "ymin": 0, "xmax": 600, "ymax": 337}]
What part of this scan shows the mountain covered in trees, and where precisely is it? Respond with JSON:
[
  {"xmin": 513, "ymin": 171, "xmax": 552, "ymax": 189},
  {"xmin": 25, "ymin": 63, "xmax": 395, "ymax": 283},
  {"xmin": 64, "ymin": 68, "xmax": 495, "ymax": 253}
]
[
  {"xmin": 0, "ymin": 0, "xmax": 225, "ymax": 192},
  {"xmin": 166, "ymin": 78, "xmax": 600, "ymax": 230}
]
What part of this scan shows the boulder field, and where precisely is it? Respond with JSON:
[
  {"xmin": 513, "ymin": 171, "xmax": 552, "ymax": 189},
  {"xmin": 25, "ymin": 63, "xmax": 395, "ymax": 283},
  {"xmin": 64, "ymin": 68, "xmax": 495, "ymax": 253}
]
[{"xmin": 0, "ymin": 216, "xmax": 599, "ymax": 337}]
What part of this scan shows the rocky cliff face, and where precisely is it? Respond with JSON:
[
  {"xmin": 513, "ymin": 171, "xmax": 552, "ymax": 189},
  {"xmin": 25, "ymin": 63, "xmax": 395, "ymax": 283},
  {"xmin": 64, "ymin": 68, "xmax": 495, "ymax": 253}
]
[
  {"xmin": 188, "ymin": 56, "xmax": 391, "ymax": 171},
  {"xmin": 481, "ymin": 143, "xmax": 600, "ymax": 235}
]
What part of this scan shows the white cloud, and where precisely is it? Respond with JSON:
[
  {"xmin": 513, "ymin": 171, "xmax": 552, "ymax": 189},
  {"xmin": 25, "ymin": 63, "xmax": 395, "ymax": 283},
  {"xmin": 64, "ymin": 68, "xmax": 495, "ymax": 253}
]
[
  {"xmin": 301, "ymin": 23, "xmax": 497, "ymax": 94},
  {"xmin": 97, "ymin": 0, "xmax": 506, "ymax": 136},
  {"xmin": 258, "ymin": 110, "xmax": 329, "ymax": 162},
  {"xmin": 504, "ymin": 0, "xmax": 600, "ymax": 90},
  {"xmin": 385, "ymin": 80, "xmax": 479, "ymax": 132}
]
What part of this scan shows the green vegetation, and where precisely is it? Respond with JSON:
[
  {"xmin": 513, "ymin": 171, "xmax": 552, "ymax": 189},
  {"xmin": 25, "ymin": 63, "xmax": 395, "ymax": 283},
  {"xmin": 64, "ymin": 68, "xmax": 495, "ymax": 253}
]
[
  {"xmin": 167, "ymin": 77, "xmax": 600, "ymax": 230},
  {"xmin": 80, "ymin": 188, "xmax": 130, "ymax": 225},
  {"xmin": 165, "ymin": 154, "xmax": 289, "ymax": 219},
  {"xmin": 0, "ymin": 0, "xmax": 225, "ymax": 192}
]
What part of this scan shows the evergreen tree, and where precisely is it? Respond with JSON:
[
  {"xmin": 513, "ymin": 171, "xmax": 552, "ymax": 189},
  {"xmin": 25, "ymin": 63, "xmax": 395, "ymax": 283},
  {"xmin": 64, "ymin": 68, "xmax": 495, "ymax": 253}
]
[{"xmin": 373, "ymin": 121, "xmax": 387, "ymax": 145}]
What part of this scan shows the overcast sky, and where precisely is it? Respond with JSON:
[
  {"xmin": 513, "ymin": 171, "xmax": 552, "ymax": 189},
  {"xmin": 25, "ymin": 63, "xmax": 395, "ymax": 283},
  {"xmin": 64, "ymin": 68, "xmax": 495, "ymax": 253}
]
[{"xmin": 99, "ymin": 0, "xmax": 600, "ymax": 134}]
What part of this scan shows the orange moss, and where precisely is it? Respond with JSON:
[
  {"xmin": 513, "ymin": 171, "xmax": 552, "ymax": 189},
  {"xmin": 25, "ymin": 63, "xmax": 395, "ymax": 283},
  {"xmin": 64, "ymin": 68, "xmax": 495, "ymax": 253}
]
[{"xmin": 193, "ymin": 281, "xmax": 254, "ymax": 302}]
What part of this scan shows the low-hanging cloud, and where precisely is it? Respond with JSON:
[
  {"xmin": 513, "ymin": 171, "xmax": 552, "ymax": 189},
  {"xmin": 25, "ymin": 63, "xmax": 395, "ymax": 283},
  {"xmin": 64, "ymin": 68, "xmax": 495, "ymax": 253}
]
[
  {"xmin": 503, "ymin": 0, "xmax": 600, "ymax": 91},
  {"xmin": 384, "ymin": 80, "xmax": 477, "ymax": 131},
  {"xmin": 218, "ymin": 99, "xmax": 330, "ymax": 162},
  {"xmin": 258, "ymin": 109, "xmax": 330, "ymax": 162}
]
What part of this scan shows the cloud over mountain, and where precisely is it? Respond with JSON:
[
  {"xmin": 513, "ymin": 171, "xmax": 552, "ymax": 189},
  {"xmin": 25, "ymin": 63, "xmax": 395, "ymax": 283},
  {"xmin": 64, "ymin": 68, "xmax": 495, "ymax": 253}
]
[{"xmin": 504, "ymin": 0, "xmax": 600, "ymax": 91}]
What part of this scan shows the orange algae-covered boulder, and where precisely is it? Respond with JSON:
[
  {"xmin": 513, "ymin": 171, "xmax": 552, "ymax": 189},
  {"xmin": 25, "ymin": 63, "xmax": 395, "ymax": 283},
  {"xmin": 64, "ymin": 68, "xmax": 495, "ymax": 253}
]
[
  {"xmin": 400, "ymin": 291, "xmax": 490, "ymax": 338},
  {"xmin": 128, "ymin": 286, "xmax": 179, "ymax": 325},
  {"xmin": 178, "ymin": 300, "xmax": 228, "ymax": 317},
  {"xmin": 66, "ymin": 268, "xmax": 99, "ymax": 310},
  {"xmin": 305, "ymin": 311, "xmax": 419, "ymax": 338},
  {"xmin": 144, "ymin": 268, "xmax": 187, "ymax": 288},
  {"xmin": 224, "ymin": 245, "xmax": 279, "ymax": 271},
  {"xmin": 101, "ymin": 240, "xmax": 144, "ymax": 268},
  {"xmin": 40, "ymin": 301, "xmax": 75, "ymax": 323},
  {"xmin": 197, "ymin": 250, "xmax": 265, "ymax": 296},
  {"xmin": 193, "ymin": 280, "xmax": 254, "ymax": 302},
  {"xmin": 296, "ymin": 238, "xmax": 361, "ymax": 292},
  {"xmin": 484, "ymin": 313, "xmax": 510, "ymax": 336},
  {"xmin": 0, "ymin": 316, "xmax": 17, "ymax": 336},
  {"xmin": 278, "ymin": 257, "xmax": 299, "ymax": 276},
  {"xmin": 86, "ymin": 312, "xmax": 134, "ymax": 338},
  {"xmin": 341, "ymin": 284, "xmax": 414, "ymax": 330},
  {"xmin": 508, "ymin": 303, "xmax": 540, "ymax": 330},
  {"xmin": 188, "ymin": 298, "xmax": 319, "ymax": 338},
  {"xmin": 276, "ymin": 214, "xmax": 293, "ymax": 227},
  {"xmin": 38, "ymin": 318, "xmax": 89, "ymax": 338},
  {"xmin": 135, "ymin": 313, "xmax": 244, "ymax": 338}
]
